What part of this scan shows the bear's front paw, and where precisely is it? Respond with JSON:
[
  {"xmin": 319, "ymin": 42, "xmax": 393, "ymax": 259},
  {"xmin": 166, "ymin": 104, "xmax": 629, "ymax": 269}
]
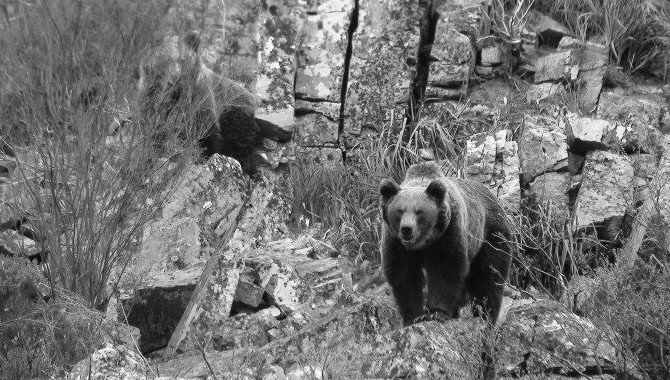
[{"xmin": 412, "ymin": 309, "xmax": 450, "ymax": 324}]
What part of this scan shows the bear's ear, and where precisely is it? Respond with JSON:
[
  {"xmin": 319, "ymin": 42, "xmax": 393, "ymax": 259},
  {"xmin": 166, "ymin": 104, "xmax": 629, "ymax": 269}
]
[
  {"xmin": 380, "ymin": 179, "xmax": 400, "ymax": 200},
  {"xmin": 426, "ymin": 180, "xmax": 446, "ymax": 202}
]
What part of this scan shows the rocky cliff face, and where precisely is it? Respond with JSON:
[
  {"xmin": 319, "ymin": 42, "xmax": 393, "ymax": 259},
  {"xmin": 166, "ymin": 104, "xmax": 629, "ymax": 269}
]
[{"xmin": 2, "ymin": 0, "xmax": 670, "ymax": 379}]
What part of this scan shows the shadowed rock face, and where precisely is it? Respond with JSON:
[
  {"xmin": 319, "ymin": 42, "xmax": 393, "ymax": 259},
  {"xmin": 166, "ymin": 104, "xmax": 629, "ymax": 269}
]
[{"xmin": 120, "ymin": 285, "xmax": 195, "ymax": 354}]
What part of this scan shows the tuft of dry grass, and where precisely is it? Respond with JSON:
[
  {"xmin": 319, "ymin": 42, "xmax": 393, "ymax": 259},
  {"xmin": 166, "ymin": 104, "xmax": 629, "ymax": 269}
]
[
  {"xmin": 0, "ymin": 257, "xmax": 117, "ymax": 379},
  {"xmin": 532, "ymin": 0, "xmax": 670, "ymax": 73},
  {"xmin": 507, "ymin": 203, "xmax": 589, "ymax": 298}
]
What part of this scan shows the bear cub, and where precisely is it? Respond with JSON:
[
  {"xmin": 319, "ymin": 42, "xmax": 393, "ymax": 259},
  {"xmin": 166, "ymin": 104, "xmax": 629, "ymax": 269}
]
[{"xmin": 379, "ymin": 162, "xmax": 512, "ymax": 326}]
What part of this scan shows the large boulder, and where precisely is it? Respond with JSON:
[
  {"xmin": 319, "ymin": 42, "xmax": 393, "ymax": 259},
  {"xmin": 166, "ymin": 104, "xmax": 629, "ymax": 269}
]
[
  {"xmin": 155, "ymin": 292, "xmax": 642, "ymax": 380},
  {"xmin": 498, "ymin": 299, "xmax": 641, "ymax": 379},
  {"xmin": 518, "ymin": 113, "xmax": 569, "ymax": 184},
  {"xmin": 118, "ymin": 155, "xmax": 249, "ymax": 353},
  {"xmin": 573, "ymin": 151, "xmax": 634, "ymax": 231},
  {"xmin": 334, "ymin": 319, "xmax": 486, "ymax": 379},
  {"xmin": 254, "ymin": 1, "xmax": 304, "ymax": 128},
  {"xmin": 344, "ymin": 0, "xmax": 425, "ymax": 144},
  {"xmin": 562, "ymin": 39, "xmax": 608, "ymax": 113},
  {"xmin": 295, "ymin": 0, "xmax": 353, "ymax": 103},
  {"xmin": 532, "ymin": 38, "xmax": 607, "ymax": 113},
  {"xmin": 156, "ymin": 287, "xmax": 401, "ymax": 378},
  {"xmin": 564, "ymin": 112, "xmax": 661, "ymax": 155},
  {"xmin": 165, "ymin": 233, "xmax": 340, "ymax": 356},
  {"xmin": 534, "ymin": 49, "xmax": 579, "ymax": 84},
  {"xmin": 120, "ymin": 154, "xmax": 248, "ymax": 294},
  {"xmin": 425, "ymin": 25, "xmax": 473, "ymax": 102},
  {"xmin": 292, "ymin": 0, "xmax": 354, "ymax": 165},
  {"xmin": 563, "ymin": 113, "xmax": 613, "ymax": 153}
]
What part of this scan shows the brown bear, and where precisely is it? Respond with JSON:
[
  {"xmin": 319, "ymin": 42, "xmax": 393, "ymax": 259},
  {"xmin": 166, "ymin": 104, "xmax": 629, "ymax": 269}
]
[{"xmin": 379, "ymin": 161, "xmax": 512, "ymax": 326}]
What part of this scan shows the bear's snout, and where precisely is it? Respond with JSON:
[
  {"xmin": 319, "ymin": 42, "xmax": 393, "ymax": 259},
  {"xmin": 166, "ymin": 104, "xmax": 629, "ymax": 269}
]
[
  {"xmin": 399, "ymin": 213, "xmax": 418, "ymax": 243},
  {"xmin": 400, "ymin": 226, "xmax": 413, "ymax": 241}
]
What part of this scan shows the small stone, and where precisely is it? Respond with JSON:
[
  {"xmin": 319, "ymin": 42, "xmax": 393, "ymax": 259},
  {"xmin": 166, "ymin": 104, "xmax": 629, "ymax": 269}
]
[
  {"xmin": 480, "ymin": 44, "xmax": 503, "ymax": 67},
  {"xmin": 234, "ymin": 279, "xmax": 266, "ymax": 308},
  {"xmin": 419, "ymin": 148, "xmax": 435, "ymax": 160}
]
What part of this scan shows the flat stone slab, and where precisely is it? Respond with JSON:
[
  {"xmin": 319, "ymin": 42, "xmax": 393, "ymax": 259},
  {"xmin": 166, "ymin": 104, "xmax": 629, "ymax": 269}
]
[
  {"xmin": 574, "ymin": 151, "xmax": 634, "ymax": 230},
  {"xmin": 519, "ymin": 113, "xmax": 569, "ymax": 183}
]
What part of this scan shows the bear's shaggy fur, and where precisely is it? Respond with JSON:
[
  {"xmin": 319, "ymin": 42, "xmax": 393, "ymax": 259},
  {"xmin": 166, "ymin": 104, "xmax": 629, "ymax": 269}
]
[
  {"xmin": 379, "ymin": 162, "xmax": 512, "ymax": 326},
  {"xmin": 137, "ymin": 34, "xmax": 292, "ymax": 174}
]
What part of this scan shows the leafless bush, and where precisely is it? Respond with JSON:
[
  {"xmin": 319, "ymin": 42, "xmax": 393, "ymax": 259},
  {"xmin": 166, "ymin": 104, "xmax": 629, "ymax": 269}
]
[{"xmin": 0, "ymin": 0, "xmax": 207, "ymax": 309}]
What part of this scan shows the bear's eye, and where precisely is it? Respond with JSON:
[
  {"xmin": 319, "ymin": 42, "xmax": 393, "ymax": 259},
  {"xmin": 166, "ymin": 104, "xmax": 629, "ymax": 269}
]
[{"xmin": 415, "ymin": 209, "xmax": 423, "ymax": 216}]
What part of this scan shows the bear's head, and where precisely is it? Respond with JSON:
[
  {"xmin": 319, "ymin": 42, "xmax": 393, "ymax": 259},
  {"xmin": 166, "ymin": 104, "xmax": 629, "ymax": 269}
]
[{"xmin": 380, "ymin": 179, "xmax": 450, "ymax": 250}]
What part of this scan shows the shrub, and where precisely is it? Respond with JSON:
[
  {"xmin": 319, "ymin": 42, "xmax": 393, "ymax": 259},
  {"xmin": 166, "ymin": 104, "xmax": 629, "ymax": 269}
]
[
  {"xmin": 0, "ymin": 257, "xmax": 111, "ymax": 379},
  {"xmin": 0, "ymin": 0, "xmax": 207, "ymax": 309}
]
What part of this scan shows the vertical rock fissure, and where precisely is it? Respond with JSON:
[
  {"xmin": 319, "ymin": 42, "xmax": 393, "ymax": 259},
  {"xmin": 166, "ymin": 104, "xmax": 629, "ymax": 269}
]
[
  {"xmin": 338, "ymin": 0, "xmax": 359, "ymax": 163},
  {"xmin": 405, "ymin": 1, "xmax": 440, "ymax": 128}
]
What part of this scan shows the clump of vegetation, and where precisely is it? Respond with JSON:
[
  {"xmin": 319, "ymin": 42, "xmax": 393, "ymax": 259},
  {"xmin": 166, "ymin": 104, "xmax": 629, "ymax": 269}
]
[
  {"xmin": 583, "ymin": 265, "xmax": 670, "ymax": 378},
  {"xmin": 533, "ymin": 0, "xmax": 670, "ymax": 73},
  {"xmin": 508, "ymin": 204, "xmax": 581, "ymax": 297},
  {"xmin": 0, "ymin": 257, "xmax": 116, "ymax": 379}
]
